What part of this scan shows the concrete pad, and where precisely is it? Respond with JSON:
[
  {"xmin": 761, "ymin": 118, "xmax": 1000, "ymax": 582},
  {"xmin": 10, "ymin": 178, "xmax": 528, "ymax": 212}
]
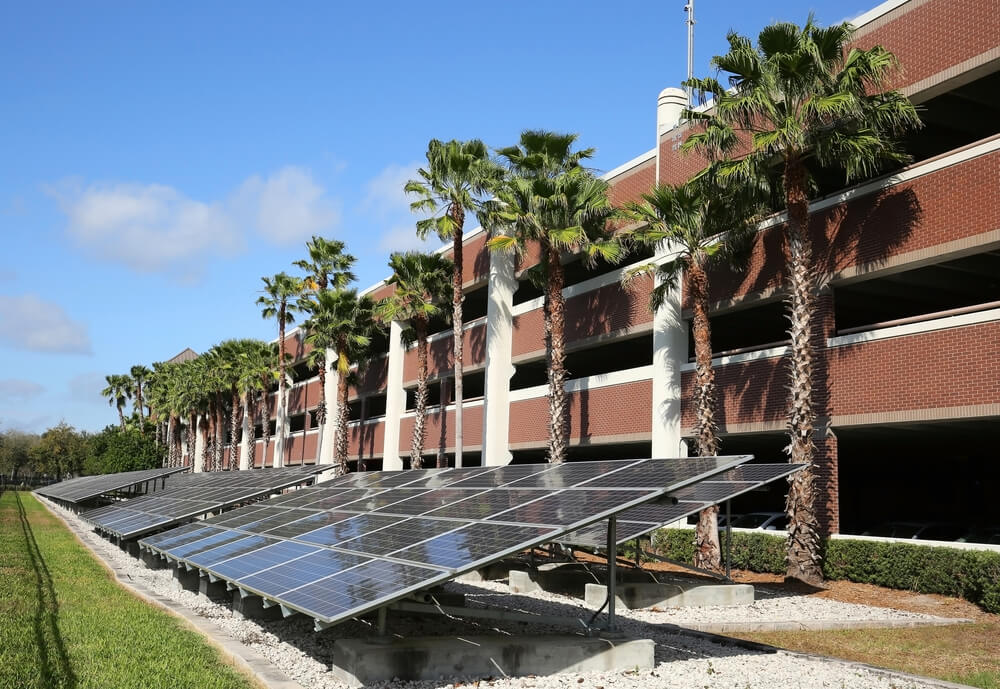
[
  {"xmin": 455, "ymin": 560, "xmax": 517, "ymax": 583},
  {"xmin": 584, "ymin": 581, "xmax": 754, "ymax": 610},
  {"xmin": 508, "ymin": 564, "xmax": 606, "ymax": 597},
  {"xmin": 330, "ymin": 635, "xmax": 654, "ymax": 687},
  {"xmin": 232, "ymin": 592, "xmax": 283, "ymax": 621}
]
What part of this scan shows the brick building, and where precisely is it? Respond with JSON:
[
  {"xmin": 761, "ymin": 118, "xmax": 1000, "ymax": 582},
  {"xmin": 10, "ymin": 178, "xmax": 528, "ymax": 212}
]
[{"xmin": 183, "ymin": 0, "xmax": 1000, "ymax": 537}]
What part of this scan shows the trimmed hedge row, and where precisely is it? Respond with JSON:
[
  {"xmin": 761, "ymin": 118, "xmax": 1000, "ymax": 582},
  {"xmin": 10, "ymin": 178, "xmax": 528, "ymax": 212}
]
[{"xmin": 649, "ymin": 528, "xmax": 1000, "ymax": 613}]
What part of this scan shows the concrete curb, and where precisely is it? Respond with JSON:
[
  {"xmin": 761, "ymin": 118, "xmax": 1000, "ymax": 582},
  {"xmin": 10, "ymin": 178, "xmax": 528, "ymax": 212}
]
[
  {"xmin": 673, "ymin": 616, "xmax": 972, "ymax": 633},
  {"xmin": 37, "ymin": 495, "xmax": 306, "ymax": 689}
]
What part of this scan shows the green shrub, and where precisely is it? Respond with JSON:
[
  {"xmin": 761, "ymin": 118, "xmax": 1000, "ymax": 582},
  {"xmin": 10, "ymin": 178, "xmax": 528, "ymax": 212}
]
[{"xmin": 650, "ymin": 527, "xmax": 1000, "ymax": 614}]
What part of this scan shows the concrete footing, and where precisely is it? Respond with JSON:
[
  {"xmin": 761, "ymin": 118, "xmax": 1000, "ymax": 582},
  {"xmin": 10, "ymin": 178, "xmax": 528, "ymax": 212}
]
[
  {"xmin": 232, "ymin": 592, "xmax": 283, "ymax": 621},
  {"xmin": 330, "ymin": 635, "xmax": 654, "ymax": 687},
  {"xmin": 454, "ymin": 559, "xmax": 518, "ymax": 583},
  {"xmin": 509, "ymin": 563, "xmax": 610, "ymax": 597},
  {"xmin": 139, "ymin": 548, "xmax": 166, "ymax": 570},
  {"xmin": 198, "ymin": 575, "xmax": 230, "ymax": 601},
  {"xmin": 171, "ymin": 565, "xmax": 201, "ymax": 592},
  {"xmin": 584, "ymin": 581, "xmax": 754, "ymax": 610}
]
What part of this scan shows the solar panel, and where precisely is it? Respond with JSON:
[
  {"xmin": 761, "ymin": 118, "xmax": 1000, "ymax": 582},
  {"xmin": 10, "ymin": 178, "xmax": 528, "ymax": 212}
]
[
  {"xmin": 80, "ymin": 466, "xmax": 326, "ymax": 539},
  {"xmin": 35, "ymin": 466, "xmax": 189, "ymax": 503},
  {"xmin": 141, "ymin": 455, "xmax": 754, "ymax": 627},
  {"xmin": 559, "ymin": 463, "xmax": 806, "ymax": 546}
]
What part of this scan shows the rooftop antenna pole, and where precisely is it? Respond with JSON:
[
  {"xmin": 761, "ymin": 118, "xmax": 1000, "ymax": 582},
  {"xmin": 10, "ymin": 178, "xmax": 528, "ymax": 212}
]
[{"xmin": 684, "ymin": 0, "xmax": 695, "ymax": 108}]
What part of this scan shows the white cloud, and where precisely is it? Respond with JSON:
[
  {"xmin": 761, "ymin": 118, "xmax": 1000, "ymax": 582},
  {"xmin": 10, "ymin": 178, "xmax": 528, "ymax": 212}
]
[
  {"xmin": 0, "ymin": 379, "xmax": 44, "ymax": 401},
  {"xmin": 233, "ymin": 166, "xmax": 341, "ymax": 245},
  {"xmin": 0, "ymin": 294, "xmax": 92, "ymax": 354},
  {"xmin": 51, "ymin": 166, "xmax": 342, "ymax": 276},
  {"xmin": 68, "ymin": 371, "xmax": 105, "ymax": 404},
  {"xmin": 53, "ymin": 181, "xmax": 242, "ymax": 274},
  {"xmin": 363, "ymin": 162, "xmax": 445, "ymax": 253}
]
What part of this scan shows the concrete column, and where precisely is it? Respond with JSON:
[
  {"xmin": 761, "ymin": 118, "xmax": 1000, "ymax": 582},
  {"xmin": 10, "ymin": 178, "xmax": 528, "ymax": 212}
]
[
  {"xmin": 238, "ymin": 400, "xmax": 251, "ymax": 471},
  {"xmin": 651, "ymin": 270, "xmax": 686, "ymax": 458},
  {"xmin": 272, "ymin": 389, "xmax": 287, "ymax": 467},
  {"xmin": 318, "ymin": 352, "xmax": 338, "ymax": 467},
  {"xmin": 381, "ymin": 320, "xmax": 406, "ymax": 471},
  {"xmin": 193, "ymin": 415, "xmax": 205, "ymax": 473},
  {"xmin": 482, "ymin": 249, "xmax": 516, "ymax": 466}
]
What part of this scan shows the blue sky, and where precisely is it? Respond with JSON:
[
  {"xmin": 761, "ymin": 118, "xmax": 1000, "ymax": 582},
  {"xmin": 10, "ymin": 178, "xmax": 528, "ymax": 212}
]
[{"xmin": 0, "ymin": 0, "xmax": 864, "ymax": 433}]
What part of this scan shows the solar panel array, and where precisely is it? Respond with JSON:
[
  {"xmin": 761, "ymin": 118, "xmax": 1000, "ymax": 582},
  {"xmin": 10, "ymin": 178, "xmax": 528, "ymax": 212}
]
[
  {"xmin": 82, "ymin": 465, "xmax": 327, "ymax": 539},
  {"xmin": 140, "ymin": 455, "xmax": 752, "ymax": 627},
  {"xmin": 35, "ymin": 466, "xmax": 189, "ymax": 504},
  {"xmin": 558, "ymin": 463, "xmax": 806, "ymax": 547}
]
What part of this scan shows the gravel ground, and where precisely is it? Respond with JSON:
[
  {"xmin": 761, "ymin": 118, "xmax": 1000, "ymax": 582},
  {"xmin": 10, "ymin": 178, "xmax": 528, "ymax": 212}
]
[{"xmin": 46, "ymin": 499, "xmax": 958, "ymax": 689}]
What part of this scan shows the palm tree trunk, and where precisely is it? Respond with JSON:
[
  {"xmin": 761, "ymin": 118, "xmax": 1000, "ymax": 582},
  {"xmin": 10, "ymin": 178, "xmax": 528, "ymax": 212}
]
[
  {"xmin": 451, "ymin": 207, "xmax": 465, "ymax": 467},
  {"xmin": 411, "ymin": 318, "xmax": 429, "ymax": 469},
  {"xmin": 117, "ymin": 404, "xmax": 126, "ymax": 432},
  {"xmin": 783, "ymin": 153, "xmax": 823, "ymax": 587},
  {"xmin": 214, "ymin": 393, "xmax": 225, "ymax": 471},
  {"xmin": 546, "ymin": 245, "xmax": 568, "ymax": 464},
  {"xmin": 335, "ymin": 370, "xmax": 350, "ymax": 475},
  {"xmin": 276, "ymin": 304, "xmax": 287, "ymax": 468},
  {"xmin": 316, "ymin": 356, "xmax": 328, "ymax": 426},
  {"xmin": 186, "ymin": 413, "xmax": 197, "ymax": 468},
  {"xmin": 246, "ymin": 394, "xmax": 257, "ymax": 469},
  {"xmin": 688, "ymin": 261, "xmax": 722, "ymax": 571},
  {"xmin": 229, "ymin": 388, "xmax": 241, "ymax": 470},
  {"xmin": 136, "ymin": 385, "xmax": 145, "ymax": 425},
  {"xmin": 260, "ymin": 390, "xmax": 272, "ymax": 467}
]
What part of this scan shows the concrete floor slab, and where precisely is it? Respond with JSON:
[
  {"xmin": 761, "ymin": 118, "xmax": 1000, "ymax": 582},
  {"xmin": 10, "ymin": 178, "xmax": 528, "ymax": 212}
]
[
  {"xmin": 585, "ymin": 581, "xmax": 754, "ymax": 609},
  {"xmin": 330, "ymin": 634, "xmax": 654, "ymax": 687}
]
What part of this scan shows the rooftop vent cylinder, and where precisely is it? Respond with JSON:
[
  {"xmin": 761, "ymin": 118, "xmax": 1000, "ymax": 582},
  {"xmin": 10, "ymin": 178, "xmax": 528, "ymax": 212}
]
[{"xmin": 657, "ymin": 87, "xmax": 688, "ymax": 136}]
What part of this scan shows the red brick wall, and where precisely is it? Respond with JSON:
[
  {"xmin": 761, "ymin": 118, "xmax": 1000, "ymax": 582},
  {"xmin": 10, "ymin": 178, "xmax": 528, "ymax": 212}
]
[
  {"xmin": 282, "ymin": 431, "xmax": 318, "ymax": 465},
  {"xmin": 512, "ymin": 280, "xmax": 654, "ymax": 358},
  {"xmin": 348, "ymin": 420, "xmax": 385, "ymax": 460},
  {"xmin": 397, "ymin": 405, "xmax": 485, "ymax": 455},
  {"xmin": 829, "ymin": 321, "xmax": 1000, "ymax": 416},
  {"xmin": 608, "ymin": 159, "xmax": 656, "ymax": 207},
  {"xmin": 508, "ymin": 380, "xmax": 652, "ymax": 446},
  {"xmin": 402, "ymin": 322, "xmax": 487, "ymax": 384}
]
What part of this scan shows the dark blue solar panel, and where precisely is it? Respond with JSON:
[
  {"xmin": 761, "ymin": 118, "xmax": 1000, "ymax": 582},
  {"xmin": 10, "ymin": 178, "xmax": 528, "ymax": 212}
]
[
  {"xmin": 336, "ymin": 518, "xmax": 470, "ymax": 556},
  {"xmin": 370, "ymin": 489, "xmax": 486, "ymax": 516},
  {"xmin": 486, "ymin": 489, "xmax": 658, "ymax": 526},
  {"xmin": 168, "ymin": 529, "xmax": 250, "ymax": 559},
  {"xmin": 237, "ymin": 549, "xmax": 373, "ymax": 597},
  {"xmin": 185, "ymin": 535, "xmax": 277, "ymax": 567},
  {"xmin": 260, "ymin": 511, "xmax": 359, "ymax": 539},
  {"xmin": 141, "ymin": 524, "xmax": 220, "ymax": 550},
  {"xmin": 295, "ymin": 514, "xmax": 399, "ymax": 546},
  {"xmin": 210, "ymin": 540, "xmax": 320, "ymax": 580},
  {"xmin": 279, "ymin": 560, "xmax": 447, "ymax": 621},
  {"xmin": 390, "ymin": 523, "xmax": 558, "ymax": 571}
]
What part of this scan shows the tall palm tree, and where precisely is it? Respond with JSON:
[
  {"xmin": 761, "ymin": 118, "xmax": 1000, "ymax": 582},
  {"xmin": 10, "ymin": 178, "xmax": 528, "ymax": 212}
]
[
  {"xmin": 484, "ymin": 131, "xmax": 620, "ymax": 464},
  {"xmin": 257, "ymin": 272, "xmax": 305, "ymax": 467},
  {"xmin": 684, "ymin": 18, "xmax": 920, "ymax": 585},
  {"xmin": 294, "ymin": 236, "xmax": 356, "ymax": 292},
  {"xmin": 130, "ymin": 365, "xmax": 151, "ymax": 426},
  {"xmin": 623, "ymin": 173, "xmax": 764, "ymax": 570},
  {"xmin": 375, "ymin": 251, "xmax": 453, "ymax": 469},
  {"xmin": 304, "ymin": 289, "xmax": 379, "ymax": 475},
  {"xmin": 101, "ymin": 374, "xmax": 133, "ymax": 431},
  {"xmin": 406, "ymin": 139, "xmax": 502, "ymax": 466}
]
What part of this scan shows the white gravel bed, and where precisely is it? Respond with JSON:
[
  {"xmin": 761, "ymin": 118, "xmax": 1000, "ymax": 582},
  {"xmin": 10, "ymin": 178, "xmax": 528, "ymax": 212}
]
[{"xmin": 46, "ymin": 499, "xmax": 952, "ymax": 689}]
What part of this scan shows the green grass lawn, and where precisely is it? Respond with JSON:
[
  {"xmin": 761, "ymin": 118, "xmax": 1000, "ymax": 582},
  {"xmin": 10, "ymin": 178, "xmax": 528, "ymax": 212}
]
[{"xmin": 0, "ymin": 490, "xmax": 258, "ymax": 689}]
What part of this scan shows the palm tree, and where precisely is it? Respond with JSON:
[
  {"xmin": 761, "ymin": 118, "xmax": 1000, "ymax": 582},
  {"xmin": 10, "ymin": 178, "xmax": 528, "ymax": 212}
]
[
  {"xmin": 130, "ymin": 365, "xmax": 151, "ymax": 426},
  {"xmin": 623, "ymin": 173, "xmax": 764, "ymax": 570},
  {"xmin": 237, "ymin": 342, "xmax": 280, "ymax": 470},
  {"xmin": 294, "ymin": 236, "xmax": 356, "ymax": 292},
  {"xmin": 683, "ymin": 18, "xmax": 920, "ymax": 585},
  {"xmin": 484, "ymin": 131, "xmax": 621, "ymax": 464},
  {"xmin": 375, "ymin": 251, "xmax": 453, "ymax": 469},
  {"xmin": 257, "ymin": 272, "xmax": 305, "ymax": 467},
  {"xmin": 101, "ymin": 374, "xmax": 133, "ymax": 431},
  {"xmin": 406, "ymin": 139, "xmax": 502, "ymax": 466}
]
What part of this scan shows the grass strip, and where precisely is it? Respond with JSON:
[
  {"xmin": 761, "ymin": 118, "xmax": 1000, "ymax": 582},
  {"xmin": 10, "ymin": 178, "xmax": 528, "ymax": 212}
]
[
  {"xmin": 736, "ymin": 624, "xmax": 1000, "ymax": 689},
  {"xmin": 0, "ymin": 490, "xmax": 258, "ymax": 689}
]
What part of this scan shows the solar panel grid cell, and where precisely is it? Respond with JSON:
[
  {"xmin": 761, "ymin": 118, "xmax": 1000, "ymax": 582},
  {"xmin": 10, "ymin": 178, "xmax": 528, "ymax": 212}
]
[{"xmin": 237, "ymin": 549, "xmax": 373, "ymax": 598}]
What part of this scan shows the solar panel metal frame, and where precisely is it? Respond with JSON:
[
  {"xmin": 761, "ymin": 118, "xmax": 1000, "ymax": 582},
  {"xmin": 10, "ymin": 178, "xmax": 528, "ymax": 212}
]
[
  {"xmin": 35, "ymin": 466, "xmax": 190, "ymax": 503},
  {"xmin": 82, "ymin": 466, "xmax": 327, "ymax": 539},
  {"xmin": 557, "ymin": 463, "xmax": 807, "ymax": 547},
  {"xmin": 142, "ymin": 455, "xmax": 754, "ymax": 627}
]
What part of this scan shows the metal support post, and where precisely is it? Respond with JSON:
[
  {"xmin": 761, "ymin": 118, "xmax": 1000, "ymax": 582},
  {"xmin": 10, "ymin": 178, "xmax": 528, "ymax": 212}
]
[
  {"xmin": 377, "ymin": 606, "xmax": 387, "ymax": 636},
  {"xmin": 606, "ymin": 515, "xmax": 617, "ymax": 631},
  {"xmin": 725, "ymin": 499, "xmax": 732, "ymax": 580}
]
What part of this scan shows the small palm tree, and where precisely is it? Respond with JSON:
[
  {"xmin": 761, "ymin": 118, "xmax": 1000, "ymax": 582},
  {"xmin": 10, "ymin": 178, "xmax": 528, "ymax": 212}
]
[
  {"xmin": 484, "ymin": 131, "xmax": 621, "ymax": 464},
  {"xmin": 684, "ymin": 18, "xmax": 920, "ymax": 585},
  {"xmin": 375, "ymin": 251, "xmax": 453, "ymax": 469},
  {"xmin": 294, "ymin": 235, "xmax": 356, "ymax": 292},
  {"xmin": 406, "ymin": 139, "xmax": 502, "ymax": 466},
  {"xmin": 257, "ymin": 272, "xmax": 305, "ymax": 467},
  {"xmin": 624, "ymin": 172, "xmax": 764, "ymax": 570},
  {"xmin": 237, "ymin": 342, "xmax": 280, "ymax": 469},
  {"xmin": 101, "ymin": 374, "xmax": 133, "ymax": 431}
]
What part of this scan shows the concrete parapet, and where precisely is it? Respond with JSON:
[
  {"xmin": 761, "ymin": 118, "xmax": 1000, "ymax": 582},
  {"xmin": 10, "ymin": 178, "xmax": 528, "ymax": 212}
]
[
  {"xmin": 584, "ymin": 581, "xmax": 754, "ymax": 610},
  {"xmin": 330, "ymin": 635, "xmax": 654, "ymax": 687}
]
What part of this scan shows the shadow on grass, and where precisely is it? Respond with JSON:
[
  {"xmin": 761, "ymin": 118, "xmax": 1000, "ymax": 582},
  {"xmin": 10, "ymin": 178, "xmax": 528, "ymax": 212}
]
[{"xmin": 16, "ymin": 492, "xmax": 77, "ymax": 689}]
